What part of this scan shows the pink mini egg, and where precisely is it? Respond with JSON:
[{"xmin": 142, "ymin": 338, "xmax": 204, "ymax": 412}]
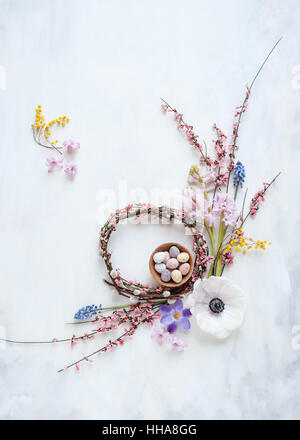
[
  {"xmin": 166, "ymin": 258, "xmax": 179, "ymax": 270},
  {"xmin": 179, "ymin": 262, "xmax": 190, "ymax": 276},
  {"xmin": 163, "ymin": 252, "xmax": 170, "ymax": 264}
]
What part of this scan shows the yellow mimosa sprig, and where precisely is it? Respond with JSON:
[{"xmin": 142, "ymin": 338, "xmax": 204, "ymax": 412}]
[
  {"xmin": 223, "ymin": 228, "xmax": 272, "ymax": 255},
  {"xmin": 32, "ymin": 105, "xmax": 70, "ymax": 155}
]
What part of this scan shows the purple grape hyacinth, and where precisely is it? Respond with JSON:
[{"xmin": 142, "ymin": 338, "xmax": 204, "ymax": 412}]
[{"xmin": 159, "ymin": 299, "xmax": 192, "ymax": 333}]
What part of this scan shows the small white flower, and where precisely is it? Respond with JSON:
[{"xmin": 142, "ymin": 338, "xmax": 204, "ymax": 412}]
[
  {"xmin": 167, "ymin": 299, "xmax": 176, "ymax": 305},
  {"xmin": 110, "ymin": 269, "xmax": 118, "ymax": 279},
  {"xmin": 187, "ymin": 276, "xmax": 246, "ymax": 339},
  {"xmin": 133, "ymin": 289, "xmax": 140, "ymax": 296},
  {"xmin": 163, "ymin": 290, "xmax": 170, "ymax": 298}
]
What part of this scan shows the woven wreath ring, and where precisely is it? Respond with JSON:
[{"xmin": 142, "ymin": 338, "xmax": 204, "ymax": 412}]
[{"xmin": 99, "ymin": 204, "xmax": 208, "ymax": 302}]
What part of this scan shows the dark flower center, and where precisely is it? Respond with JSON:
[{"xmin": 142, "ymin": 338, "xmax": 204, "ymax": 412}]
[{"xmin": 209, "ymin": 297, "xmax": 225, "ymax": 314}]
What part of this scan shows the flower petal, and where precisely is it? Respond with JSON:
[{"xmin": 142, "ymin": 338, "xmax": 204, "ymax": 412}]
[
  {"xmin": 192, "ymin": 279, "xmax": 203, "ymax": 295},
  {"xmin": 174, "ymin": 299, "xmax": 183, "ymax": 313},
  {"xmin": 195, "ymin": 311, "xmax": 230, "ymax": 338},
  {"xmin": 218, "ymin": 278, "xmax": 246, "ymax": 307},
  {"xmin": 201, "ymin": 276, "xmax": 224, "ymax": 297},
  {"xmin": 159, "ymin": 305, "xmax": 172, "ymax": 314},
  {"xmin": 178, "ymin": 317, "xmax": 191, "ymax": 330},
  {"xmin": 182, "ymin": 308, "xmax": 192, "ymax": 317},
  {"xmin": 160, "ymin": 314, "xmax": 174, "ymax": 325},
  {"xmin": 221, "ymin": 305, "xmax": 246, "ymax": 332},
  {"xmin": 167, "ymin": 322, "xmax": 178, "ymax": 334}
]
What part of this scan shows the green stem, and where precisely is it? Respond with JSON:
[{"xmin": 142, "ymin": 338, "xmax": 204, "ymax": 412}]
[
  {"xmin": 234, "ymin": 184, "xmax": 239, "ymax": 201},
  {"xmin": 241, "ymin": 188, "xmax": 248, "ymax": 219},
  {"xmin": 214, "ymin": 214, "xmax": 227, "ymax": 276},
  {"xmin": 206, "ymin": 223, "xmax": 215, "ymax": 256},
  {"xmin": 206, "ymin": 222, "xmax": 215, "ymax": 277}
]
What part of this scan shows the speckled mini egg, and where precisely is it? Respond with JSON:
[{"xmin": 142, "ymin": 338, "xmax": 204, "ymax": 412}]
[
  {"xmin": 153, "ymin": 251, "xmax": 166, "ymax": 264},
  {"xmin": 163, "ymin": 252, "xmax": 170, "ymax": 265},
  {"xmin": 161, "ymin": 269, "xmax": 171, "ymax": 283},
  {"xmin": 177, "ymin": 252, "xmax": 189, "ymax": 263},
  {"xmin": 179, "ymin": 262, "xmax": 190, "ymax": 276},
  {"xmin": 154, "ymin": 263, "xmax": 166, "ymax": 274},
  {"xmin": 169, "ymin": 245, "xmax": 180, "ymax": 258},
  {"xmin": 166, "ymin": 258, "xmax": 179, "ymax": 270},
  {"xmin": 171, "ymin": 269, "xmax": 182, "ymax": 284}
]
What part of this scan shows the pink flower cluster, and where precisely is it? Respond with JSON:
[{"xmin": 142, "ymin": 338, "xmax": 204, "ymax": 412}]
[
  {"xmin": 45, "ymin": 138, "xmax": 80, "ymax": 180},
  {"xmin": 46, "ymin": 157, "xmax": 78, "ymax": 180},
  {"xmin": 249, "ymin": 182, "xmax": 269, "ymax": 216},
  {"xmin": 192, "ymin": 241, "xmax": 210, "ymax": 280},
  {"xmin": 62, "ymin": 138, "xmax": 80, "ymax": 153},
  {"xmin": 46, "ymin": 157, "xmax": 64, "ymax": 173},
  {"xmin": 182, "ymin": 186, "xmax": 204, "ymax": 226},
  {"xmin": 222, "ymin": 251, "xmax": 234, "ymax": 267},
  {"xmin": 201, "ymin": 168, "xmax": 228, "ymax": 191},
  {"xmin": 205, "ymin": 193, "xmax": 238, "ymax": 227},
  {"xmin": 64, "ymin": 161, "xmax": 78, "ymax": 180},
  {"xmin": 212, "ymin": 124, "xmax": 227, "ymax": 164},
  {"xmin": 152, "ymin": 325, "xmax": 188, "ymax": 351}
]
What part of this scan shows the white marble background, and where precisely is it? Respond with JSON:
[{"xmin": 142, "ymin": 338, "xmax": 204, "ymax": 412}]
[{"xmin": 0, "ymin": 0, "xmax": 299, "ymax": 420}]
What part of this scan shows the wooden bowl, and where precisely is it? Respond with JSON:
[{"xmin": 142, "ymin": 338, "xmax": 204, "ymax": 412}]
[{"xmin": 149, "ymin": 242, "xmax": 194, "ymax": 289}]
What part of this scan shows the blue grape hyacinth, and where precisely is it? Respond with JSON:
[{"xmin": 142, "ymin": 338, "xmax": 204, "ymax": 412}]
[
  {"xmin": 233, "ymin": 161, "xmax": 246, "ymax": 187},
  {"xmin": 74, "ymin": 304, "xmax": 102, "ymax": 320}
]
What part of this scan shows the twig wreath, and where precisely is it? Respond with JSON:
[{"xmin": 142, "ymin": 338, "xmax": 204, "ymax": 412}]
[{"xmin": 100, "ymin": 204, "xmax": 208, "ymax": 301}]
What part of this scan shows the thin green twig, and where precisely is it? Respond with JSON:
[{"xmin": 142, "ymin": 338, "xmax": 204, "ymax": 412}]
[{"xmin": 226, "ymin": 37, "xmax": 282, "ymax": 192}]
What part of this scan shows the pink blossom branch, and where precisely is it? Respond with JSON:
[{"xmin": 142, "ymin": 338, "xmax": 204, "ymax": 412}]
[
  {"xmin": 57, "ymin": 309, "xmax": 160, "ymax": 372},
  {"xmin": 160, "ymin": 97, "xmax": 212, "ymax": 167},
  {"xmin": 240, "ymin": 172, "xmax": 281, "ymax": 226},
  {"xmin": 211, "ymin": 124, "xmax": 229, "ymax": 204},
  {"xmin": 57, "ymin": 327, "xmax": 135, "ymax": 373}
]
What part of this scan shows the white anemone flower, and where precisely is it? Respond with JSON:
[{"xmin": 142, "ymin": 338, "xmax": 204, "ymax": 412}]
[{"xmin": 187, "ymin": 276, "xmax": 246, "ymax": 339}]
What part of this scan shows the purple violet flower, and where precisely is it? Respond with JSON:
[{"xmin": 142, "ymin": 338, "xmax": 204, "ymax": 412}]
[{"xmin": 159, "ymin": 299, "xmax": 192, "ymax": 333}]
